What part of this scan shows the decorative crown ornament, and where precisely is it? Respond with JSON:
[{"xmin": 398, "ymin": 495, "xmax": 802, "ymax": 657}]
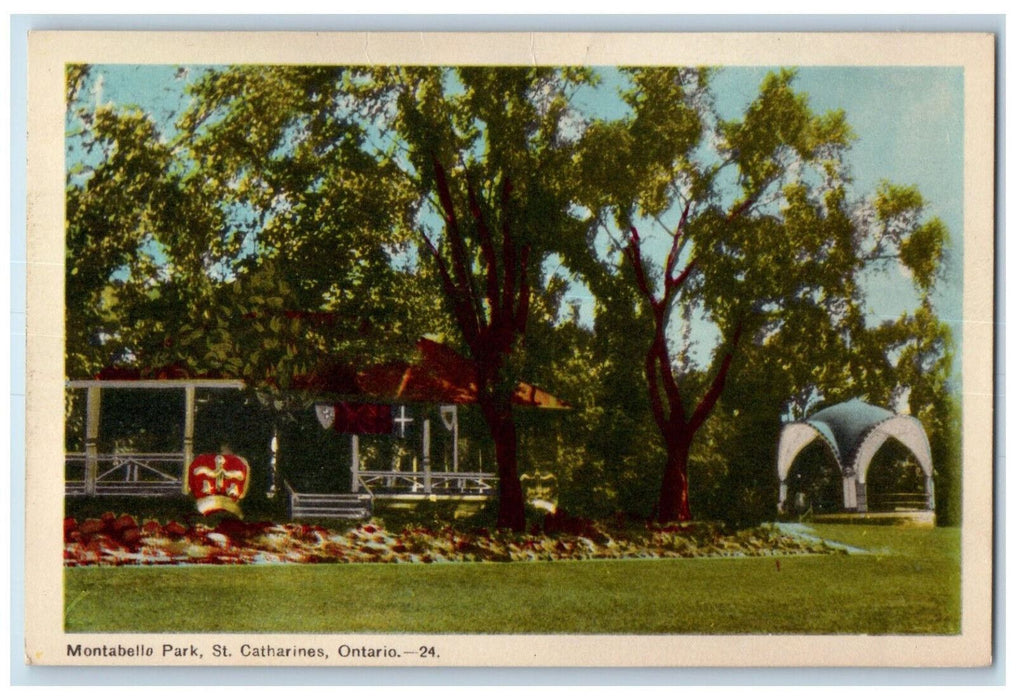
[{"xmin": 186, "ymin": 453, "xmax": 251, "ymax": 517}]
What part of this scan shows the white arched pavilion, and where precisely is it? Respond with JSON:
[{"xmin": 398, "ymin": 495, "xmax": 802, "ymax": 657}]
[{"xmin": 776, "ymin": 398, "xmax": 934, "ymax": 514}]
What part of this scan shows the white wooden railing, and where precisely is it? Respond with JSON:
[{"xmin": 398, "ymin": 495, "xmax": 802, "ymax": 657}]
[
  {"xmin": 65, "ymin": 452, "xmax": 185, "ymax": 496},
  {"xmin": 357, "ymin": 470, "xmax": 497, "ymax": 496},
  {"xmin": 866, "ymin": 491, "xmax": 932, "ymax": 511}
]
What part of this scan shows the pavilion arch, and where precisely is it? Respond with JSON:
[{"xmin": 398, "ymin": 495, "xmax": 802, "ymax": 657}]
[
  {"xmin": 780, "ymin": 435, "xmax": 846, "ymax": 515},
  {"xmin": 776, "ymin": 398, "xmax": 935, "ymax": 514},
  {"xmin": 777, "ymin": 422, "xmax": 847, "ymax": 514}
]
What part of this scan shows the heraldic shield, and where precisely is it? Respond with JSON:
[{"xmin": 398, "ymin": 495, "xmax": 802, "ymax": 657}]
[{"xmin": 186, "ymin": 453, "xmax": 251, "ymax": 517}]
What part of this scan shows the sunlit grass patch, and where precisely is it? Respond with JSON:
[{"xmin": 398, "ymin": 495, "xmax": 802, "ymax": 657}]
[{"xmin": 64, "ymin": 524, "xmax": 959, "ymax": 635}]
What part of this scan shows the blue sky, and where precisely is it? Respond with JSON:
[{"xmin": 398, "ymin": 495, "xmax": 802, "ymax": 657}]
[
  {"xmin": 781, "ymin": 67, "xmax": 963, "ymax": 330},
  {"xmin": 573, "ymin": 65, "xmax": 964, "ymax": 330},
  {"xmin": 72, "ymin": 63, "xmax": 965, "ymax": 371},
  {"xmin": 569, "ymin": 65, "xmax": 963, "ymax": 373}
]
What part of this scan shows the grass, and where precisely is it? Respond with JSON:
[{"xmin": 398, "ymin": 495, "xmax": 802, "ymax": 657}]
[{"xmin": 63, "ymin": 523, "xmax": 960, "ymax": 635}]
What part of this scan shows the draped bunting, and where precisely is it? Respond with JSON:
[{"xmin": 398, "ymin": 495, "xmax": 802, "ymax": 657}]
[{"xmin": 332, "ymin": 402, "xmax": 393, "ymax": 435}]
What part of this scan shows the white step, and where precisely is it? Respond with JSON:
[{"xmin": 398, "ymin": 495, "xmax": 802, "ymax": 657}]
[{"xmin": 288, "ymin": 491, "xmax": 373, "ymax": 520}]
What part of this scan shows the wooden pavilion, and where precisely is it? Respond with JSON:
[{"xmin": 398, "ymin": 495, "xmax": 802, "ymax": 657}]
[{"xmin": 64, "ymin": 339, "xmax": 567, "ymax": 519}]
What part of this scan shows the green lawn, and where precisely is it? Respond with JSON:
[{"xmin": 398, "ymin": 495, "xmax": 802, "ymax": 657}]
[{"xmin": 64, "ymin": 524, "xmax": 960, "ymax": 634}]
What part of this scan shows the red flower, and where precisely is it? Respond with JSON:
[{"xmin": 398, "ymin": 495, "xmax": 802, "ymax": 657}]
[
  {"xmin": 164, "ymin": 521, "xmax": 188, "ymax": 537},
  {"xmin": 79, "ymin": 519, "xmax": 104, "ymax": 536}
]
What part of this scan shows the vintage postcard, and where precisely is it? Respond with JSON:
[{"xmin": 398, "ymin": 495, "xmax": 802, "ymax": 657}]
[{"xmin": 24, "ymin": 31, "xmax": 995, "ymax": 668}]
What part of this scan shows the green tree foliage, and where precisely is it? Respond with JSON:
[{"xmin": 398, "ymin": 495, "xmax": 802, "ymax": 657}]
[
  {"xmin": 573, "ymin": 67, "xmax": 955, "ymax": 523},
  {"xmin": 346, "ymin": 67, "xmax": 595, "ymax": 529},
  {"xmin": 65, "ymin": 64, "xmax": 958, "ymax": 526},
  {"xmin": 66, "ymin": 65, "xmax": 431, "ymax": 388},
  {"xmin": 66, "ymin": 65, "xmax": 595, "ymax": 530}
]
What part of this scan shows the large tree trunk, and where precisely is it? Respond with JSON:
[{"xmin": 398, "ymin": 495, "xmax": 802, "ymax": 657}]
[
  {"xmin": 424, "ymin": 159, "xmax": 531, "ymax": 531},
  {"xmin": 624, "ymin": 224, "xmax": 743, "ymax": 525},
  {"xmin": 478, "ymin": 395, "xmax": 526, "ymax": 531},
  {"xmin": 657, "ymin": 436, "xmax": 693, "ymax": 523}
]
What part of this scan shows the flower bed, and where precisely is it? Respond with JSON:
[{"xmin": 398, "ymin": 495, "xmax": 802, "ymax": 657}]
[{"xmin": 63, "ymin": 512, "xmax": 846, "ymax": 567}]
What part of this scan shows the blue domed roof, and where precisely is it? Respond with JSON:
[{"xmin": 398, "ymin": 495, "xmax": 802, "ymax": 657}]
[{"xmin": 805, "ymin": 398, "xmax": 895, "ymax": 468}]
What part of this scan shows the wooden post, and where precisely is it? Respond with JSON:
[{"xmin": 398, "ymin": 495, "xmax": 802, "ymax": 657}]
[
  {"xmin": 351, "ymin": 434, "xmax": 360, "ymax": 493},
  {"xmin": 84, "ymin": 386, "xmax": 101, "ymax": 496},
  {"xmin": 423, "ymin": 418, "xmax": 432, "ymax": 494},
  {"xmin": 182, "ymin": 384, "xmax": 195, "ymax": 493}
]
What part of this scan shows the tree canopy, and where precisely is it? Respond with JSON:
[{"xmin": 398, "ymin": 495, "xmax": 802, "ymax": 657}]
[
  {"xmin": 65, "ymin": 64, "xmax": 959, "ymax": 526},
  {"xmin": 565, "ymin": 67, "xmax": 953, "ymax": 521}
]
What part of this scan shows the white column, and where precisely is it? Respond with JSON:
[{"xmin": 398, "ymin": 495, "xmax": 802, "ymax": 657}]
[
  {"xmin": 84, "ymin": 386, "xmax": 101, "ymax": 496},
  {"xmin": 267, "ymin": 428, "xmax": 279, "ymax": 498},
  {"xmin": 351, "ymin": 434, "xmax": 360, "ymax": 493},
  {"xmin": 423, "ymin": 419, "xmax": 432, "ymax": 493},
  {"xmin": 182, "ymin": 385, "xmax": 196, "ymax": 492},
  {"xmin": 440, "ymin": 405, "xmax": 459, "ymax": 472},
  {"xmin": 855, "ymin": 481, "xmax": 867, "ymax": 513},
  {"xmin": 452, "ymin": 408, "xmax": 459, "ymax": 472},
  {"xmin": 842, "ymin": 473, "xmax": 858, "ymax": 510}
]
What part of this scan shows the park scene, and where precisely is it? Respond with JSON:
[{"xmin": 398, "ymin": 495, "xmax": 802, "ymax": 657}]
[{"xmin": 62, "ymin": 62, "xmax": 962, "ymax": 635}]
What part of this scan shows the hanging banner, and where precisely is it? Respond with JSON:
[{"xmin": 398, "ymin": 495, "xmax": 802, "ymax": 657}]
[{"xmin": 333, "ymin": 402, "xmax": 393, "ymax": 434}]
